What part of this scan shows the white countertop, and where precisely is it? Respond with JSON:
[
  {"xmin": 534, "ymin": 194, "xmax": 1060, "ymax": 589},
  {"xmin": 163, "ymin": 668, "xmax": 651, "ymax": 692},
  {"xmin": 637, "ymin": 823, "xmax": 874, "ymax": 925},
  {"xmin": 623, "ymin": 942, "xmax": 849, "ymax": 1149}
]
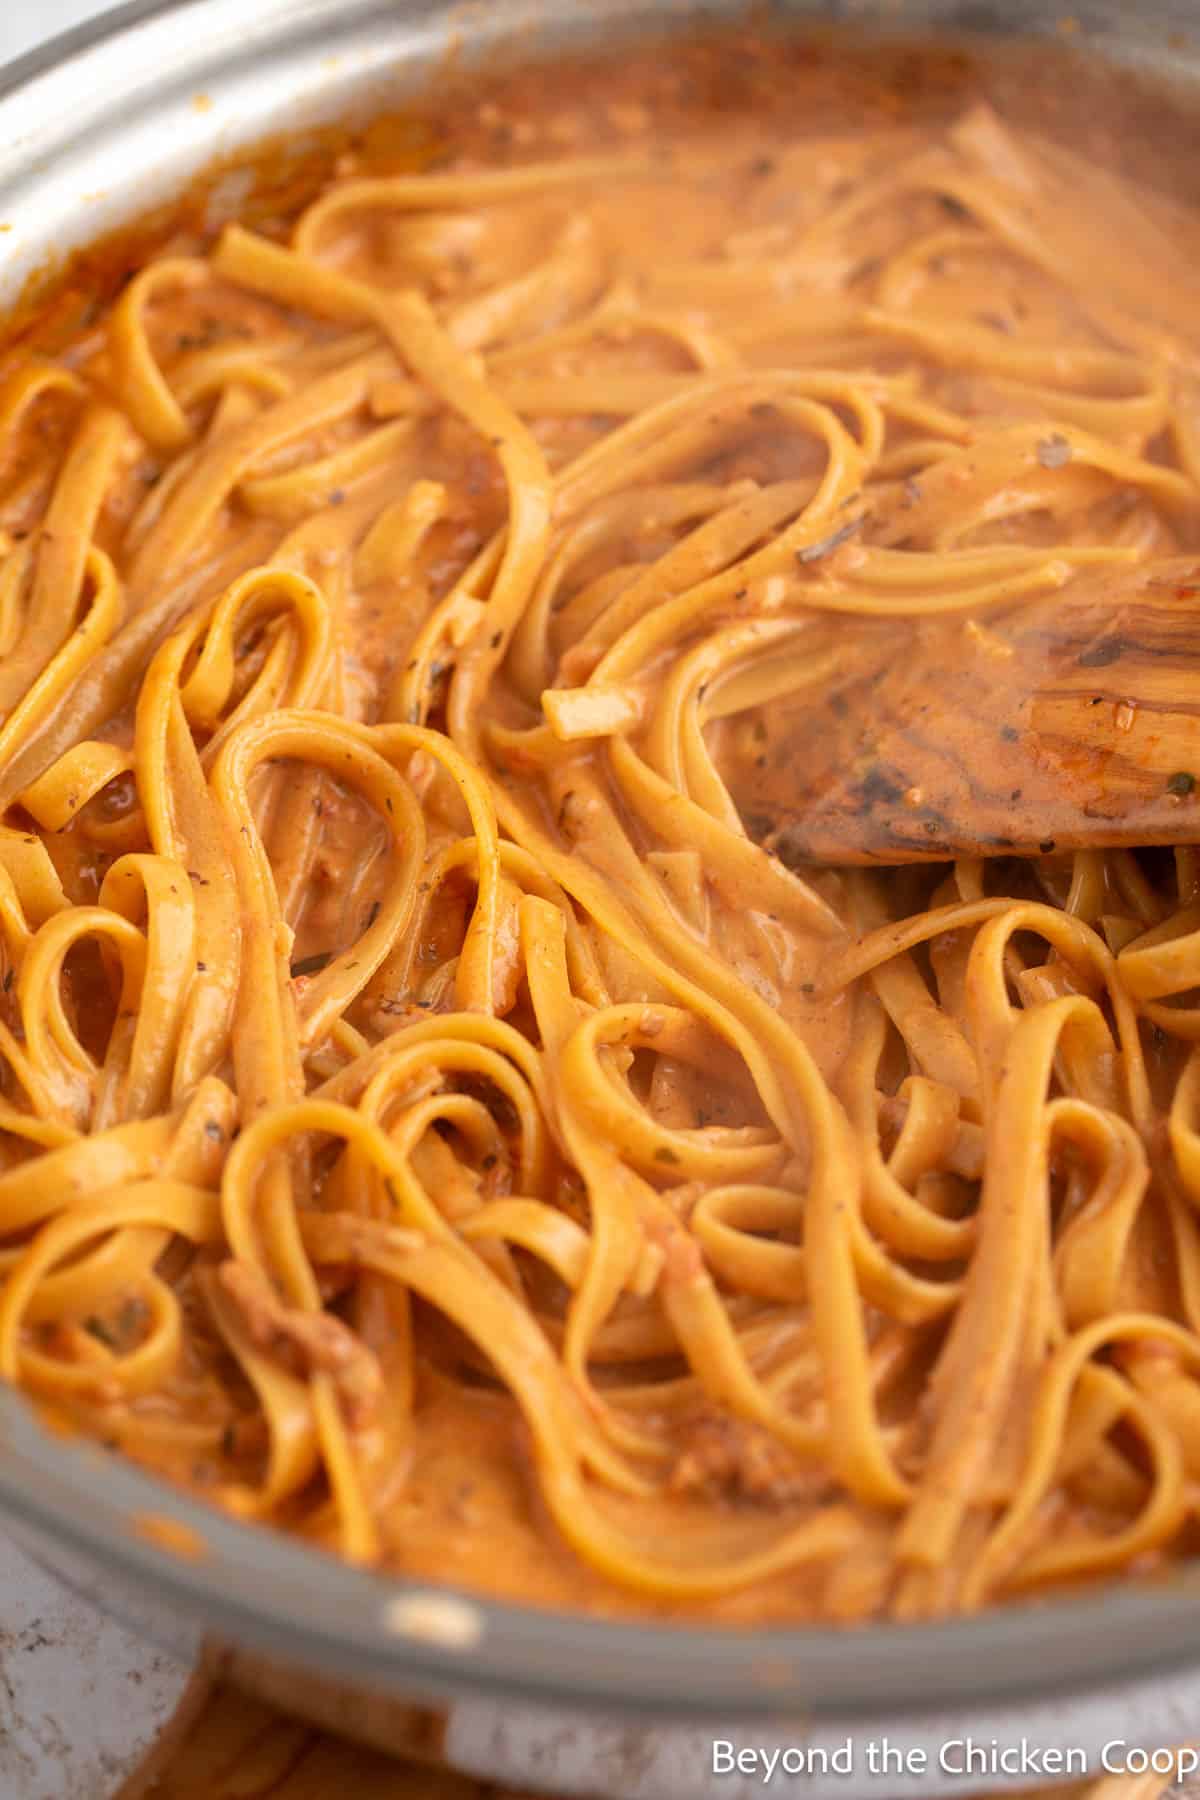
[{"xmin": 0, "ymin": 1536, "xmax": 189, "ymax": 1799}]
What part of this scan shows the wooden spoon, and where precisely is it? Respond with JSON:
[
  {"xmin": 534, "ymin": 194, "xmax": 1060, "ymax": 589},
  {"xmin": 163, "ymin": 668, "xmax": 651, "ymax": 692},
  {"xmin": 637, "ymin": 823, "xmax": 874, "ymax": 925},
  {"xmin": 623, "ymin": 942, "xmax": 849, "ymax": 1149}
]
[{"xmin": 725, "ymin": 557, "xmax": 1200, "ymax": 865}]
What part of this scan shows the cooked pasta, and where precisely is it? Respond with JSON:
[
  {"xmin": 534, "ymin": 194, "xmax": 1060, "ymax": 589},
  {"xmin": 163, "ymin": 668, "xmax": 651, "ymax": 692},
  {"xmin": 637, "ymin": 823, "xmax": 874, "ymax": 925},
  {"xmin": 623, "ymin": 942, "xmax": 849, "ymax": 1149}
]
[{"xmin": 2, "ymin": 37, "xmax": 1200, "ymax": 1624}]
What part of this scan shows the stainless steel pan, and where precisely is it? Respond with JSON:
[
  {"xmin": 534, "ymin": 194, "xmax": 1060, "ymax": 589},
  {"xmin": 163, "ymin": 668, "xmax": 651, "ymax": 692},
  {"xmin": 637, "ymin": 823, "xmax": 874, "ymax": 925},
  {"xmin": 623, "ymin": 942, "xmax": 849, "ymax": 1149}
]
[{"xmin": 2, "ymin": 5, "xmax": 1200, "ymax": 1793}]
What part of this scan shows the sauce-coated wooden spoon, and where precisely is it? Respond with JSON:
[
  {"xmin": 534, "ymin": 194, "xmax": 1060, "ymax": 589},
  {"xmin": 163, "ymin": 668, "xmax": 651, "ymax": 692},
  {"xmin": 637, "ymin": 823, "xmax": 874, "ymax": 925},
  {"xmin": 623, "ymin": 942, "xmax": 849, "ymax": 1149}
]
[{"xmin": 726, "ymin": 558, "xmax": 1200, "ymax": 865}]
